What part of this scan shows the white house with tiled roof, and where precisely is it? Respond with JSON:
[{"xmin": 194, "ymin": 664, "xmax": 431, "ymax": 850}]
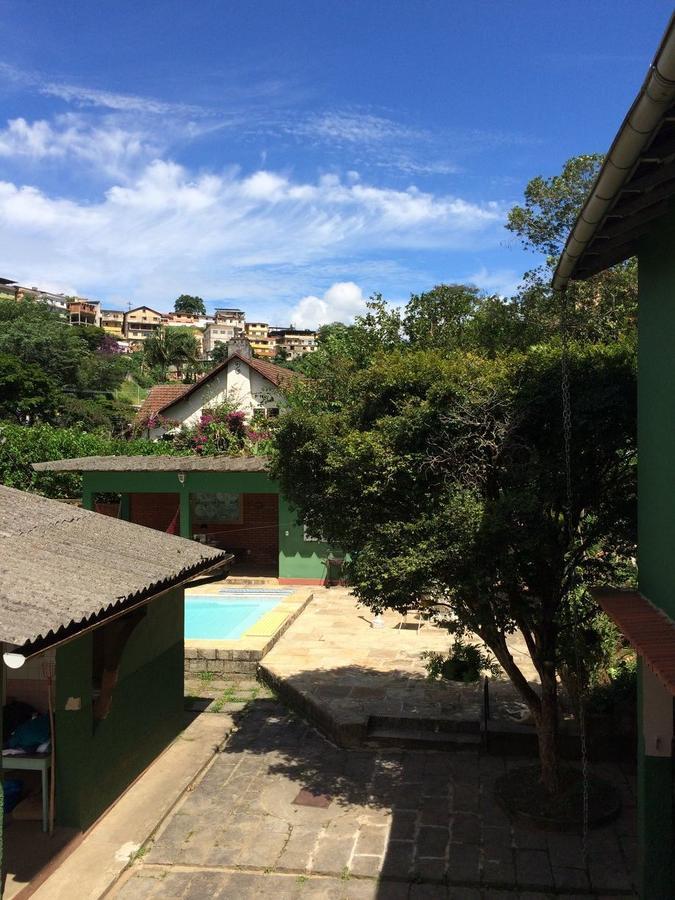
[{"xmin": 136, "ymin": 341, "xmax": 294, "ymax": 438}]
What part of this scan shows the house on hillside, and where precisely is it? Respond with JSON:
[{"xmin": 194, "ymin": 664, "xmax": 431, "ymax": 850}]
[
  {"xmin": 553, "ymin": 16, "xmax": 675, "ymax": 898},
  {"xmin": 123, "ymin": 306, "xmax": 163, "ymax": 343},
  {"xmin": 0, "ymin": 486, "xmax": 227, "ymax": 850},
  {"xmin": 135, "ymin": 340, "xmax": 295, "ymax": 438}
]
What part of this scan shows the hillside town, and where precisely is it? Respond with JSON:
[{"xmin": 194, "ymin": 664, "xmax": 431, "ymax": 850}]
[
  {"xmin": 0, "ymin": 275, "xmax": 318, "ymax": 360},
  {"xmin": 2, "ymin": 5, "xmax": 675, "ymax": 900}
]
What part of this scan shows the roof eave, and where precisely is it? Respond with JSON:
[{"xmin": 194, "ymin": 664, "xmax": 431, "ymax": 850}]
[{"xmin": 553, "ymin": 13, "xmax": 675, "ymax": 291}]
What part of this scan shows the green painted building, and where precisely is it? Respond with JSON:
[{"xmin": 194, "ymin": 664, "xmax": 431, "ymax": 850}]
[
  {"xmin": 554, "ymin": 17, "xmax": 675, "ymax": 898},
  {"xmin": 0, "ymin": 484, "xmax": 226, "ymax": 846},
  {"xmin": 33, "ymin": 455, "xmax": 336, "ymax": 585}
]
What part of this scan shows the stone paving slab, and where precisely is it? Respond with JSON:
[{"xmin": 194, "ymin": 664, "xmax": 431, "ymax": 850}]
[
  {"xmin": 112, "ymin": 699, "xmax": 636, "ymax": 899},
  {"xmin": 260, "ymin": 588, "xmax": 538, "ymax": 746}
]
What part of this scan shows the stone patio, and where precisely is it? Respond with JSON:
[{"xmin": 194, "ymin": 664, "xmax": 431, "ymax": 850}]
[
  {"xmin": 260, "ymin": 588, "xmax": 538, "ymax": 747},
  {"xmin": 111, "ymin": 697, "xmax": 637, "ymax": 898}
]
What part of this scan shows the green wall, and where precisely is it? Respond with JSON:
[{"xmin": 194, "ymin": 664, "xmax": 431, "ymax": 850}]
[
  {"xmin": 636, "ymin": 217, "xmax": 675, "ymax": 898},
  {"xmin": 54, "ymin": 587, "xmax": 184, "ymax": 829},
  {"xmin": 83, "ymin": 470, "xmax": 333, "ymax": 583}
]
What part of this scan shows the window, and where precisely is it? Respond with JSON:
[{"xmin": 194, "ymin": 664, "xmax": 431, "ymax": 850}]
[{"xmin": 266, "ymin": 407, "xmax": 280, "ymax": 418}]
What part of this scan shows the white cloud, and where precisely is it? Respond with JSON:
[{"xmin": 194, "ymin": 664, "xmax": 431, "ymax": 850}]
[
  {"xmin": 0, "ymin": 116, "xmax": 154, "ymax": 178},
  {"xmin": 292, "ymin": 111, "xmax": 425, "ymax": 145},
  {"xmin": 289, "ymin": 282, "xmax": 367, "ymax": 329},
  {"xmin": 467, "ymin": 267, "xmax": 522, "ymax": 298},
  {"xmin": 0, "ymin": 157, "xmax": 505, "ymax": 309}
]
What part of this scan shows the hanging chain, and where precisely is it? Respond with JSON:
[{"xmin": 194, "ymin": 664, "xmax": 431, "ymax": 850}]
[{"xmin": 560, "ymin": 293, "xmax": 590, "ymax": 862}]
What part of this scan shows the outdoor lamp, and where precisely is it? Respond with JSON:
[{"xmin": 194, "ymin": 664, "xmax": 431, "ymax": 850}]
[{"xmin": 3, "ymin": 652, "xmax": 26, "ymax": 669}]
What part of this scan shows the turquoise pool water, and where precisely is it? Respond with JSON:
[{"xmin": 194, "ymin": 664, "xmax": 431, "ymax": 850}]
[{"xmin": 185, "ymin": 588, "xmax": 293, "ymax": 640}]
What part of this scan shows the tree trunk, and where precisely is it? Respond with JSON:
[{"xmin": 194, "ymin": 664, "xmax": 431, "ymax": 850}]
[
  {"xmin": 482, "ymin": 628, "xmax": 561, "ymax": 794},
  {"xmin": 536, "ymin": 663, "xmax": 560, "ymax": 794}
]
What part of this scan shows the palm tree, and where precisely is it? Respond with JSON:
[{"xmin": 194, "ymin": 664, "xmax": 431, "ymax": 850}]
[{"xmin": 143, "ymin": 328, "xmax": 200, "ymax": 381}]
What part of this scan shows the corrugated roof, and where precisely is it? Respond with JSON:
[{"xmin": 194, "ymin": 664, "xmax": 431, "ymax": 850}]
[
  {"xmin": 156, "ymin": 352, "xmax": 296, "ymax": 417},
  {"xmin": 136, "ymin": 384, "xmax": 189, "ymax": 422},
  {"xmin": 33, "ymin": 455, "xmax": 269, "ymax": 473},
  {"xmin": 591, "ymin": 587, "xmax": 675, "ymax": 695},
  {"xmin": 0, "ymin": 485, "xmax": 228, "ymax": 650}
]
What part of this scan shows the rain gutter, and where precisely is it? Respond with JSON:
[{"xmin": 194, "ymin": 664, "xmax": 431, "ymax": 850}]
[{"xmin": 553, "ymin": 14, "xmax": 675, "ymax": 291}]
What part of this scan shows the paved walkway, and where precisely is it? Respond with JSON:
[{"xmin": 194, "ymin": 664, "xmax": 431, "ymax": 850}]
[
  {"xmin": 260, "ymin": 589, "xmax": 538, "ymax": 745},
  {"xmin": 112, "ymin": 698, "xmax": 637, "ymax": 899}
]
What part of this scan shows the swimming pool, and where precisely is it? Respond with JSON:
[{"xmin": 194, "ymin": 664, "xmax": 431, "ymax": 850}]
[{"xmin": 185, "ymin": 588, "xmax": 293, "ymax": 640}]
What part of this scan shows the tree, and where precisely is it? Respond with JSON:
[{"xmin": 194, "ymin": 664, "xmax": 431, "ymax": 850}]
[
  {"xmin": 210, "ymin": 342, "xmax": 231, "ymax": 365},
  {"xmin": 506, "ymin": 154, "xmax": 603, "ymax": 257},
  {"xmin": 404, "ymin": 284, "xmax": 482, "ymax": 351},
  {"xmin": 0, "ymin": 353, "xmax": 61, "ymax": 423},
  {"xmin": 174, "ymin": 294, "xmax": 206, "ymax": 316},
  {"xmin": 506, "ymin": 153, "xmax": 637, "ymax": 346},
  {"xmin": 271, "ymin": 344, "xmax": 636, "ymax": 792},
  {"xmin": 143, "ymin": 328, "xmax": 200, "ymax": 380}
]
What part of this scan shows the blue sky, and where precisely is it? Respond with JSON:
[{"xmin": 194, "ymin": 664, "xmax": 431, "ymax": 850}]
[{"xmin": 0, "ymin": 1, "xmax": 671, "ymax": 326}]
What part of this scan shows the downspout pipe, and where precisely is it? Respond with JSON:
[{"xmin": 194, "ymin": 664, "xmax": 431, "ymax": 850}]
[{"xmin": 553, "ymin": 14, "xmax": 675, "ymax": 291}]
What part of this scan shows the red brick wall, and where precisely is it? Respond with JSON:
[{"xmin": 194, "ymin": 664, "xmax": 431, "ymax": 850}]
[
  {"xmin": 195, "ymin": 493, "xmax": 278, "ymax": 566},
  {"xmin": 128, "ymin": 492, "xmax": 278, "ymax": 566},
  {"xmin": 130, "ymin": 493, "xmax": 180, "ymax": 532}
]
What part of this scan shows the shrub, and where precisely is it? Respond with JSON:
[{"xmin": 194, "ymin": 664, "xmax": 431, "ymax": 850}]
[
  {"xmin": 422, "ymin": 639, "xmax": 501, "ymax": 683},
  {"xmin": 0, "ymin": 422, "xmax": 165, "ymax": 498}
]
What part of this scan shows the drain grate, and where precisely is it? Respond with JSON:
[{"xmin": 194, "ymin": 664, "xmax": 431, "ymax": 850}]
[{"xmin": 293, "ymin": 788, "xmax": 332, "ymax": 808}]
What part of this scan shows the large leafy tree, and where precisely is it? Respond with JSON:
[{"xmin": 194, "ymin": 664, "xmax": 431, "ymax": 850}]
[
  {"xmin": 507, "ymin": 153, "xmax": 637, "ymax": 346},
  {"xmin": 0, "ymin": 353, "xmax": 61, "ymax": 423},
  {"xmin": 174, "ymin": 294, "xmax": 206, "ymax": 316},
  {"xmin": 272, "ymin": 345, "xmax": 636, "ymax": 790}
]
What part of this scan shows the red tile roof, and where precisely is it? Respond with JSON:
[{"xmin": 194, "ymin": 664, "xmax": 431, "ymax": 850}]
[
  {"xmin": 136, "ymin": 384, "xmax": 189, "ymax": 422},
  {"xmin": 155, "ymin": 353, "xmax": 297, "ymax": 416},
  {"xmin": 591, "ymin": 587, "xmax": 675, "ymax": 695}
]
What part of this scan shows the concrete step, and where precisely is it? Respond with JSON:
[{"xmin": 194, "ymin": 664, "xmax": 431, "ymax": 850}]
[
  {"xmin": 364, "ymin": 728, "xmax": 481, "ymax": 751},
  {"xmin": 368, "ymin": 714, "xmax": 481, "ymax": 735}
]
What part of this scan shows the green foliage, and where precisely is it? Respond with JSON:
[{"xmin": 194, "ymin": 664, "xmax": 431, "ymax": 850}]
[
  {"xmin": 0, "ymin": 298, "xmax": 136, "ymax": 433},
  {"xmin": 404, "ymin": 283, "xmax": 481, "ymax": 350},
  {"xmin": 506, "ymin": 154, "xmax": 604, "ymax": 256},
  {"xmin": 0, "ymin": 353, "xmax": 61, "ymax": 422},
  {"xmin": 423, "ymin": 640, "xmax": 500, "ymax": 683},
  {"xmin": 0, "ymin": 422, "xmax": 164, "ymax": 498},
  {"xmin": 586, "ymin": 654, "xmax": 637, "ymax": 715},
  {"xmin": 0, "ymin": 298, "xmax": 92, "ymax": 388},
  {"xmin": 143, "ymin": 328, "xmax": 200, "ymax": 380},
  {"xmin": 174, "ymin": 294, "xmax": 206, "ymax": 316},
  {"xmin": 171, "ymin": 401, "xmax": 274, "ymax": 456},
  {"xmin": 271, "ymin": 341, "xmax": 637, "ymax": 786},
  {"xmin": 210, "ymin": 343, "xmax": 231, "ymax": 365},
  {"xmin": 54, "ymin": 395, "xmax": 136, "ymax": 436}
]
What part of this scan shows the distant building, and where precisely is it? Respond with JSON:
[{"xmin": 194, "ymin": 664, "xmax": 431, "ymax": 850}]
[
  {"xmin": 163, "ymin": 312, "xmax": 213, "ymax": 330},
  {"xmin": 101, "ymin": 309, "xmax": 125, "ymax": 335},
  {"xmin": 214, "ymin": 308, "xmax": 245, "ymax": 330},
  {"xmin": 136, "ymin": 340, "xmax": 295, "ymax": 437},
  {"xmin": 0, "ymin": 277, "xmax": 16, "ymax": 302},
  {"xmin": 123, "ymin": 306, "xmax": 163, "ymax": 342},
  {"xmin": 271, "ymin": 328, "xmax": 318, "ymax": 360},
  {"xmin": 68, "ymin": 299, "xmax": 101, "ymax": 327},
  {"xmin": 203, "ymin": 322, "xmax": 239, "ymax": 355},
  {"xmin": 245, "ymin": 322, "xmax": 277, "ymax": 359},
  {"xmin": 14, "ymin": 284, "xmax": 69, "ymax": 316}
]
